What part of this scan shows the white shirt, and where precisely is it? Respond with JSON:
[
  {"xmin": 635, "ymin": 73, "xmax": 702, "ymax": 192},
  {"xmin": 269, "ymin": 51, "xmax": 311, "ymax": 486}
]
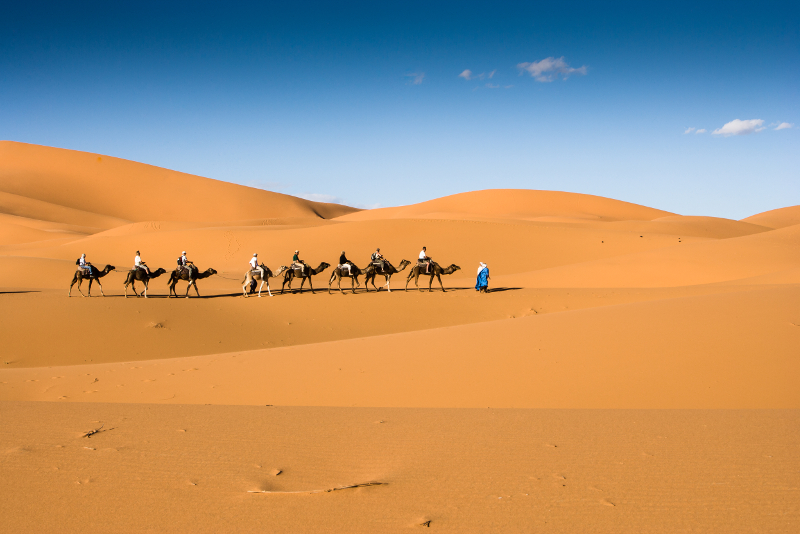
[
  {"xmin": 135, "ymin": 255, "xmax": 143, "ymax": 266},
  {"xmin": 419, "ymin": 250, "xmax": 427, "ymax": 260},
  {"xmin": 180, "ymin": 255, "xmax": 188, "ymax": 265},
  {"xmin": 249, "ymin": 257, "xmax": 258, "ymax": 269},
  {"xmin": 79, "ymin": 257, "xmax": 87, "ymax": 267}
]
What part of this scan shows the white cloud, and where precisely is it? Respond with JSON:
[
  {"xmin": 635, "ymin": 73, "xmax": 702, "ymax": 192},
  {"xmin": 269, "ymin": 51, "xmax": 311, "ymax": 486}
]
[
  {"xmin": 299, "ymin": 193, "xmax": 346, "ymax": 204},
  {"xmin": 405, "ymin": 72, "xmax": 425, "ymax": 85},
  {"xmin": 458, "ymin": 69, "xmax": 473, "ymax": 80},
  {"xmin": 684, "ymin": 127, "xmax": 696, "ymax": 134},
  {"xmin": 712, "ymin": 119, "xmax": 765, "ymax": 137},
  {"xmin": 459, "ymin": 69, "xmax": 494, "ymax": 81},
  {"xmin": 517, "ymin": 56, "xmax": 587, "ymax": 82},
  {"xmin": 775, "ymin": 122, "xmax": 793, "ymax": 131},
  {"xmin": 488, "ymin": 70, "xmax": 496, "ymax": 79},
  {"xmin": 486, "ymin": 83, "xmax": 499, "ymax": 89},
  {"xmin": 695, "ymin": 129, "xmax": 706, "ymax": 134}
]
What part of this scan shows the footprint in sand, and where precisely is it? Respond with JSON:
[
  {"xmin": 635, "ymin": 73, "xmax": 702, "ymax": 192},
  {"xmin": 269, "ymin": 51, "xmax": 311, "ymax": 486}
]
[
  {"xmin": 25, "ymin": 379, "xmax": 38, "ymax": 382},
  {"xmin": 142, "ymin": 379, "xmax": 157, "ymax": 382},
  {"xmin": 600, "ymin": 499, "xmax": 615, "ymax": 507}
]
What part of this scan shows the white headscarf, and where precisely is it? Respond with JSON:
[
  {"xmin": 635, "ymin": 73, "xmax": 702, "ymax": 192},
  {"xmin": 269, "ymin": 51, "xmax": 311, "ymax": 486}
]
[{"xmin": 477, "ymin": 262, "xmax": 487, "ymax": 275}]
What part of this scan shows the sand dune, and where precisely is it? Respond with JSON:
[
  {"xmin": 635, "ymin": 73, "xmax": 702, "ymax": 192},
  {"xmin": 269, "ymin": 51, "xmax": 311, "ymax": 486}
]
[
  {"xmin": 1, "ymin": 144, "xmax": 798, "ymax": 532},
  {"xmin": 742, "ymin": 204, "xmax": 800, "ymax": 229},
  {"xmin": 0, "ymin": 141, "xmax": 357, "ymax": 224},
  {"xmin": 338, "ymin": 189, "xmax": 674, "ymax": 222}
]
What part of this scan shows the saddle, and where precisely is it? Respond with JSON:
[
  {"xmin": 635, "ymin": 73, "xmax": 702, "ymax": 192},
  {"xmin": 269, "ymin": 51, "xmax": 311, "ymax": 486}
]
[
  {"xmin": 77, "ymin": 267, "xmax": 94, "ymax": 277},
  {"xmin": 339, "ymin": 264, "xmax": 351, "ymax": 274}
]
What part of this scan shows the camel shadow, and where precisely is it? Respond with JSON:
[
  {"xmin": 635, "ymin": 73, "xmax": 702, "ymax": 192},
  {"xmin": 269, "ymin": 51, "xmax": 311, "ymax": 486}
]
[
  {"xmin": 0, "ymin": 290, "xmax": 40, "ymax": 295},
  {"xmin": 485, "ymin": 287, "xmax": 522, "ymax": 293}
]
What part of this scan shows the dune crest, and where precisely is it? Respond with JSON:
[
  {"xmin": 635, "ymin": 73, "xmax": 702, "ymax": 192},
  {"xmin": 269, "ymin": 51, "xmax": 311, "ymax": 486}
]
[
  {"xmin": 742, "ymin": 204, "xmax": 800, "ymax": 229},
  {"xmin": 0, "ymin": 141, "xmax": 358, "ymax": 225}
]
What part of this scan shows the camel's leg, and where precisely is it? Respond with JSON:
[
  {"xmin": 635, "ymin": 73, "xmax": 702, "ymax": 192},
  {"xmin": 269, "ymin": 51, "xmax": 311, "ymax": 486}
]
[
  {"xmin": 351, "ymin": 276, "xmax": 356, "ymax": 294},
  {"xmin": 258, "ymin": 279, "xmax": 264, "ymax": 297},
  {"xmin": 185, "ymin": 280, "xmax": 192, "ymax": 297},
  {"xmin": 415, "ymin": 272, "xmax": 421, "ymax": 291},
  {"xmin": 405, "ymin": 271, "xmax": 413, "ymax": 292},
  {"xmin": 385, "ymin": 274, "xmax": 391, "ymax": 293},
  {"xmin": 69, "ymin": 276, "xmax": 77, "ymax": 297},
  {"xmin": 143, "ymin": 280, "xmax": 148, "ymax": 298},
  {"xmin": 266, "ymin": 281, "xmax": 273, "ymax": 297},
  {"xmin": 193, "ymin": 282, "xmax": 200, "ymax": 297},
  {"xmin": 437, "ymin": 274, "xmax": 445, "ymax": 292},
  {"xmin": 307, "ymin": 277, "xmax": 314, "ymax": 295},
  {"xmin": 96, "ymin": 279, "xmax": 105, "ymax": 297},
  {"xmin": 86, "ymin": 278, "xmax": 93, "ymax": 297}
]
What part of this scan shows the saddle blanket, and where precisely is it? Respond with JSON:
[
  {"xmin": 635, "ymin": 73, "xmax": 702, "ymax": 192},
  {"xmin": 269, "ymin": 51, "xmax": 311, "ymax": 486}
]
[{"xmin": 338, "ymin": 264, "xmax": 351, "ymax": 273}]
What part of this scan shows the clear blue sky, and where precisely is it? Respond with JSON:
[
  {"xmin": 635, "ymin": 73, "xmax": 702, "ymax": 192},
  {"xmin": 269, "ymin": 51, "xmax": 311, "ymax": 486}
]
[{"xmin": 1, "ymin": 1, "xmax": 797, "ymax": 218}]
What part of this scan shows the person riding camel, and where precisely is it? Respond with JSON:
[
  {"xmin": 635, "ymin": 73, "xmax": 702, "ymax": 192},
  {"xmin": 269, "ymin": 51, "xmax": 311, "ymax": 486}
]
[
  {"xmin": 249, "ymin": 253, "xmax": 265, "ymax": 281},
  {"xmin": 292, "ymin": 250, "xmax": 306, "ymax": 274},
  {"xmin": 371, "ymin": 248, "xmax": 385, "ymax": 271},
  {"xmin": 339, "ymin": 251, "xmax": 352, "ymax": 275},
  {"xmin": 178, "ymin": 251, "xmax": 194, "ymax": 282},
  {"xmin": 134, "ymin": 250, "xmax": 150, "ymax": 275},
  {"xmin": 419, "ymin": 246, "xmax": 431, "ymax": 273},
  {"xmin": 77, "ymin": 253, "xmax": 93, "ymax": 276}
]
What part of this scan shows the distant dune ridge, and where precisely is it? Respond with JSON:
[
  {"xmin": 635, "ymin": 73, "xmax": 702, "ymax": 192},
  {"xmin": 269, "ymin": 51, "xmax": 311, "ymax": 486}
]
[
  {"xmin": 0, "ymin": 141, "xmax": 357, "ymax": 227},
  {"xmin": 1, "ymin": 141, "xmax": 799, "ymax": 533}
]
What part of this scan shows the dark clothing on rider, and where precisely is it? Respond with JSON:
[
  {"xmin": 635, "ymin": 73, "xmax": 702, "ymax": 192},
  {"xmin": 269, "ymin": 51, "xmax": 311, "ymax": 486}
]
[{"xmin": 339, "ymin": 254, "xmax": 349, "ymax": 265}]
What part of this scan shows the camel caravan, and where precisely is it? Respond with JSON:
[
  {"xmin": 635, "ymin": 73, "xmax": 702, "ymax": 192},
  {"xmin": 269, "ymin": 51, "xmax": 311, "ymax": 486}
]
[{"xmin": 69, "ymin": 247, "xmax": 463, "ymax": 298}]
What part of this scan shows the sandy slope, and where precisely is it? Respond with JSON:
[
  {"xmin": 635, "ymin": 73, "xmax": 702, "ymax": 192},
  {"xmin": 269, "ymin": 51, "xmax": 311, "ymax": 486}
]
[
  {"xmin": 1, "ymin": 403, "xmax": 796, "ymax": 533},
  {"xmin": 0, "ymin": 141, "xmax": 357, "ymax": 223},
  {"xmin": 742, "ymin": 204, "xmax": 800, "ymax": 229},
  {"xmin": 1, "ymin": 143, "xmax": 799, "ymax": 532}
]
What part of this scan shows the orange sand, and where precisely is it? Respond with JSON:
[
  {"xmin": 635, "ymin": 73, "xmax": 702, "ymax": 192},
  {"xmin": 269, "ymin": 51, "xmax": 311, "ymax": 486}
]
[{"xmin": 1, "ymin": 142, "xmax": 798, "ymax": 532}]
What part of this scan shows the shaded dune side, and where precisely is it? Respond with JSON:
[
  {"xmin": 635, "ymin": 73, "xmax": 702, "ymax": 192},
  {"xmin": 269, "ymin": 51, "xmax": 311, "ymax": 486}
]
[
  {"xmin": 338, "ymin": 189, "xmax": 675, "ymax": 222},
  {"xmin": 0, "ymin": 141, "xmax": 358, "ymax": 224},
  {"xmin": 742, "ymin": 205, "xmax": 800, "ymax": 229},
  {"xmin": 498, "ymin": 223, "xmax": 800, "ymax": 288},
  {"xmin": 2, "ymin": 285, "xmax": 797, "ymax": 408}
]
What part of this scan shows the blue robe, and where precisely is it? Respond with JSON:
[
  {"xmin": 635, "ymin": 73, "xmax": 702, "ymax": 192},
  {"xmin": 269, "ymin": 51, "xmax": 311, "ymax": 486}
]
[{"xmin": 475, "ymin": 267, "xmax": 489, "ymax": 290}]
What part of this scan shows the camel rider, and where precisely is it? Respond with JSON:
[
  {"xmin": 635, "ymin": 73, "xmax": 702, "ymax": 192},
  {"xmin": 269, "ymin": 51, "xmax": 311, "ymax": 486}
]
[
  {"xmin": 78, "ymin": 254, "xmax": 93, "ymax": 276},
  {"xmin": 249, "ymin": 253, "xmax": 265, "ymax": 280},
  {"xmin": 179, "ymin": 251, "xmax": 194, "ymax": 281},
  {"xmin": 292, "ymin": 250, "xmax": 306, "ymax": 274},
  {"xmin": 134, "ymin": 250, "xmax": 150, "ymax": 275},
  {"xmin": 339, "ymin": 251, "xmax": 352, "ymax": 275},
  {"xmin": 371, "ymin": 248, "xmax": 385, "ymax": 271},
  {"xmin": 419, "ymin": 246, "xmax": 431, "ymax": 273}
]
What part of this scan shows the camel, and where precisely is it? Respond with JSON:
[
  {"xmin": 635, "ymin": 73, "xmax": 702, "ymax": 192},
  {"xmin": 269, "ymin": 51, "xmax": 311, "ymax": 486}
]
[
  {"xmin": 241, "ymin": 265, "xmax": 288, "ymax": 297},
  {"xmin": 68, "ymin": 265, "xmax": 115, "ymax": 297},
  {"xmin": 280, "ymin": 262, "xmax": 330, "ymax": 294},
  {"xmin": 167, "ymin": 266, "xmax": 217, "ymax": 298},
  {"xmin": 328, "ymin": 263, "xmax": 364, "ymax": 294},
  {"xmin": 363, "ymin": 259, "xmax": 411, "ymax": 292},
  {"xmin": 124, "ymin": 268, "xmax": 167, "ymax": 298},
  {"xmin": 405, "ymin": 261, "xmax": 461, "ymax": 292}
]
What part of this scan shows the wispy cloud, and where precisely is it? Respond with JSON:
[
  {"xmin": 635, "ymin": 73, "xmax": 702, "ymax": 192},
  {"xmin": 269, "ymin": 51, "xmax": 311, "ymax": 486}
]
[
  {"xmin": 405, "ymin": 72, "xmax": 425, "ymax": 85},
  {"xmin": 299, "ymin": 193, "xmax": 346, "ymax": 204},
  {"xmin": 299, "ymin": 193, "xmax": 380, "ymax": 210},
  {"xmin": 712, "ymin": 119, "xmax": 765, "ymax": 136},
  {"xmin": 774, "ymin": 122, "xmax": 793, "ymax": 131},
  {"xmin": 517, "ymin": 56, "xmax": 587, "ymax": 82},
  {"xmin": 684, "ymin": 127, "xmax": 696, "ymax": 134},
  {"xmin": 486, "ymin": 83, "xmax": 499, "ymax": 89},
  {"xmin": 459, "ymin": 69, "xmax": 494, "ymax": 81},
  {"xmin": 695, "ymin": 129, "xmax": 706, "ymax": 134}
]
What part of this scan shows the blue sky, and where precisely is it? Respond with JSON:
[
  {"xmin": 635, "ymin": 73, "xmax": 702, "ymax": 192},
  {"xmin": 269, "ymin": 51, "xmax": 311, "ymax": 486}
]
[{"xmin": 1, "ymin": 1, "xmax": 797, "ymax": 218}]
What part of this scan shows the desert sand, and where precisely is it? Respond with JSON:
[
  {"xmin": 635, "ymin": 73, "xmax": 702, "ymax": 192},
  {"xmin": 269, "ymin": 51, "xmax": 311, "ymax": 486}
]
[{"xmin": 1, "ymin": 141, "xmax": 798, "ymax": 532}]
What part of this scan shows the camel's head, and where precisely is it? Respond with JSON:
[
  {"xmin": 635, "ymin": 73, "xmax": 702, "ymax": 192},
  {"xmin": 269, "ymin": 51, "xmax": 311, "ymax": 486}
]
[
  {"xmin": 320, "ymin": 262, "xmax": 331, "ymax": 270},
  {"xmin": 206, "ymin": 268, "xmax": 218, "ymax": 275},
  {"xmin": 449, "ymin": 264, "xmax": 461, "ymax": 273},
  {"xmin": 153, "ymin": 268, "xmax": 167, "ymax": 275},
  {"xmin": 105, "ymin": 265, "xmax": 116, "ymax": 272},
  {"xmin": 276, "ymin": 265, "xmax": 289, "ymax": 275},
  {"xmin": 399, "ymin": 259, "xmax": 411, "ymax": 267}
]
